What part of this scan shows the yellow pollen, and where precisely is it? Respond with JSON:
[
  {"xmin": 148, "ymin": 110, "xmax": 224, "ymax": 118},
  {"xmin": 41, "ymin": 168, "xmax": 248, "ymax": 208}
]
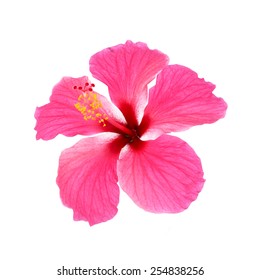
[{"xmin": 74, "ymin": 90, "xmax": 108, "ymax": 127}]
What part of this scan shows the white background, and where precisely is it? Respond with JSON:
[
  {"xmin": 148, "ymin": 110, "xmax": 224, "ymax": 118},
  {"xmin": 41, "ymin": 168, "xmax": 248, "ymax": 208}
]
[{"xmin": 1, "ymin": 0, "xmax": 259, "ymax": 279}]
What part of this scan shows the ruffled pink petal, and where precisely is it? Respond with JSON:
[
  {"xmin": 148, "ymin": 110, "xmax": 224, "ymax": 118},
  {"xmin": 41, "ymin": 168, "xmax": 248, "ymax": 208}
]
[
  {"xmin": 57, "ymin": 134, "xmax": 126, "ymax": 226},
  {"xmin": 35, "ymin": 76, "xmax": 126, "ymax": 140},
  {"xmin": 89, "ymin": 41, "xmax": 169, "ymax": 125},
  {"xmin": 140, "ymin": 65, "xmax": 227, "ymax": 140},
  {"xmin": 118, "ymin": 134, "xmax": 205, "ymax": 213}
]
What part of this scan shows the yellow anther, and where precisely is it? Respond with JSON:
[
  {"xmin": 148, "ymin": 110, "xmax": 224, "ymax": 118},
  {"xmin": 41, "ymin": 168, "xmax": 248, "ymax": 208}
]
[
  {"xmin": 74, "ymin": 89, "xmax": 109, "ymax": 127},
  {"xmin": 84, "ymin": 115, "xmax": 92, "ymax": 121}
]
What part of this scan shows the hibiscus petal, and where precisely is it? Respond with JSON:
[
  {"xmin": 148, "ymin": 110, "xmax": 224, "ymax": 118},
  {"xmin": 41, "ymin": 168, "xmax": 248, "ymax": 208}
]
[
  {"xmin": 57, "ymin": 134, "xmax": 126, "ymax": 226},
  {"xmin": 89, "ymin": 41, "xmax": 169, "ymax": 125},
  {"xmin": 35, "ymin": 76, "xmax": 126, "ymax": 140},
  {"xmin": 140, "ymin": 65, "xmax": 227, "ymax": 140},
  {"xmin": 118, "ymin": 135, "xmax": 205, "ymax": 213}
]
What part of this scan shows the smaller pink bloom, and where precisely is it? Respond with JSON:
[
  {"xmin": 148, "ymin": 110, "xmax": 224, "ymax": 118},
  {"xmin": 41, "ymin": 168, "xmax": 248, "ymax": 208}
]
[{"xmin": 35, "ymin": 41, "xmax": 227, "ymax": 226}]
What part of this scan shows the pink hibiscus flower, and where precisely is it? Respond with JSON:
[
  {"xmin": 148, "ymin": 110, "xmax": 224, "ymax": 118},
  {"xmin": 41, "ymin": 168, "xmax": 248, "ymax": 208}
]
[{"xmin": 35, "ymin": 41, "xmax": 227, "ymax": 226}]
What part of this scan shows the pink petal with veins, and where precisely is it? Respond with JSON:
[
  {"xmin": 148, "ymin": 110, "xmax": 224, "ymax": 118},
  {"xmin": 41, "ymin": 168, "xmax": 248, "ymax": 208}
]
[
  {"xmin": 118, "ymin": 134, "xmax": 205, "ymax": 213},
  {"xmin": 35, "ymin": 76, "xmax": 126, "ymax": 140},
  {"xmin": 57, "ymin": 134, "xmax": 126, "ymax": 226},
  {"xmin": 140, "ymin": 65, "xmax": 227, "ymax": 140},
  {"xmin": 90, "ymin": 41, "xmax": 169, "ymax": 125}
]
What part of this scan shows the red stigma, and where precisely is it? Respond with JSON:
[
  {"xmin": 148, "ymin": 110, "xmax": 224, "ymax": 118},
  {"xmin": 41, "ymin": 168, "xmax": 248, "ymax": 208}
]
[{"xmin": 73, "ymin": 81, "xmax": 94, "ymax": 92}]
